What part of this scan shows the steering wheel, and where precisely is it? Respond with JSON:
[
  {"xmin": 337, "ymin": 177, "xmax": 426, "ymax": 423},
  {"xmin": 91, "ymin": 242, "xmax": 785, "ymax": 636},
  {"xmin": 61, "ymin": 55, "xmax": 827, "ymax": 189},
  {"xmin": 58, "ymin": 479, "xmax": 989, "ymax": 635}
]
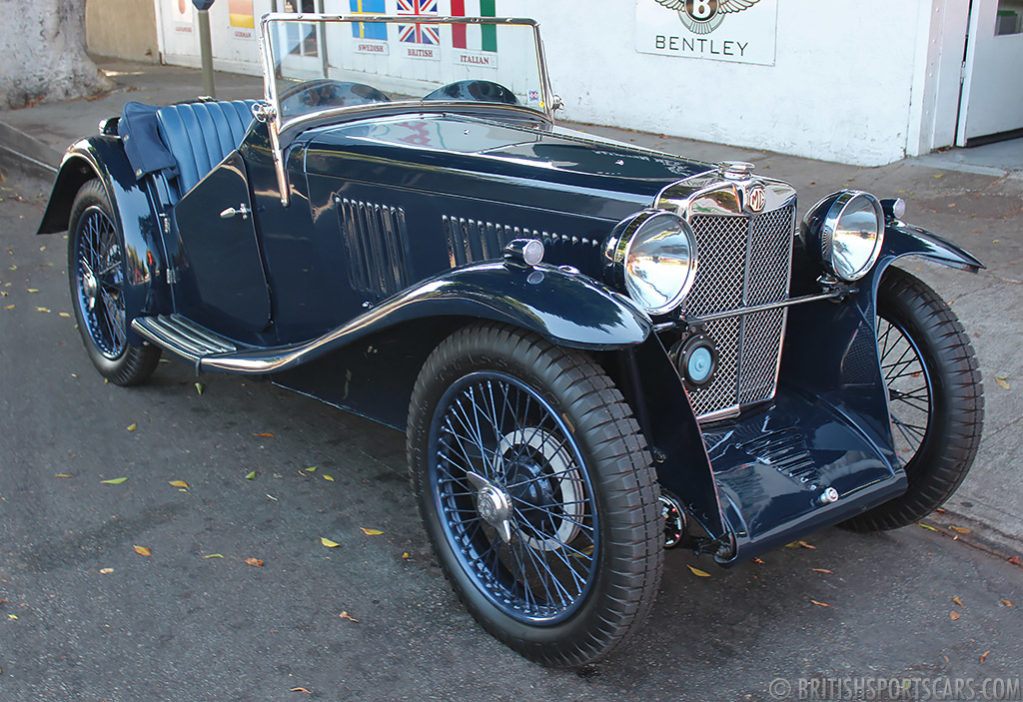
[
  {"xmin": 279, "ymin": 80, "xmax": 390, "ymax": 118},
  {"xmin": 423, "ymin": 80, "xmax": 519, "ymax": 105}
]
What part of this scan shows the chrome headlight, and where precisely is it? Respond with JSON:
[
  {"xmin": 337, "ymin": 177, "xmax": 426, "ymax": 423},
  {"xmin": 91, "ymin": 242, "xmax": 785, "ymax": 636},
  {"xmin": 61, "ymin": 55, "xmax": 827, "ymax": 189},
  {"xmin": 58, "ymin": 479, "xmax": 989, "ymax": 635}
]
[
  {"xmin": 606, "ymin": 211, "xmax": 698, "ymax": 315},
  {"xmin": 803, "ymin": 190, "xmax": 885, "ymax": 282}
]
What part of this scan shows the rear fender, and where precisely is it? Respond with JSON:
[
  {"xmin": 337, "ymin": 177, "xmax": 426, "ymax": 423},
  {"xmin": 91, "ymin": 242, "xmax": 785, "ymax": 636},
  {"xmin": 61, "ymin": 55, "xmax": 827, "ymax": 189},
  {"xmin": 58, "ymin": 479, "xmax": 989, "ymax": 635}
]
[{"xmin": 37, "ymin": 136, "xmax": 170, "ymax": 341}]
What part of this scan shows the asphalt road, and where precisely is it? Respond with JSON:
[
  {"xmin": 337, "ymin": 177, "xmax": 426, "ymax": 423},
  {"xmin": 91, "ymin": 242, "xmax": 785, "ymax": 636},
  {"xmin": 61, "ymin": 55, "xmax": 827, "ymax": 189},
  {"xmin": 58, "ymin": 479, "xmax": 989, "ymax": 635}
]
[{"xmin": 2, "ymin": 167, "xmax": 1021, "ymax": 702}]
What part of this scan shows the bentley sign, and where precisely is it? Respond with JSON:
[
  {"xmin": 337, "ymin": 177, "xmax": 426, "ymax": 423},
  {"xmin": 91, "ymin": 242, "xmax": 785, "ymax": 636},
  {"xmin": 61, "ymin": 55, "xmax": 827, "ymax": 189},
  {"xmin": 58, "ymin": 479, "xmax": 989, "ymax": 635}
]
[{"xmin": 635, "ymin": 0, "xmax": 779, "ymax": 66}]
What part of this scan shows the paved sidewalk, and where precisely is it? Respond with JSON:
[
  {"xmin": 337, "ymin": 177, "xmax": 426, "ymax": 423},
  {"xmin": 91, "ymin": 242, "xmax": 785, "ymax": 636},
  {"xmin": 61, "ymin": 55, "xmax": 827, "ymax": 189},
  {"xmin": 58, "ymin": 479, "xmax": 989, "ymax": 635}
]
[{"xmin": 2, "ymin": 57, "xmax": 1020, "ymax": 554}]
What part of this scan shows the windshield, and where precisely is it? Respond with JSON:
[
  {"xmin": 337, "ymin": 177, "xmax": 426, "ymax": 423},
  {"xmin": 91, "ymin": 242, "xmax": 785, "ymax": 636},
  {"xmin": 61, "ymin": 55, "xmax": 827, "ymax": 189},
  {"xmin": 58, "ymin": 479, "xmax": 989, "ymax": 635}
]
[{"xmin": 260, "ymin": 13, "xmax": 550, "ymax": 130}]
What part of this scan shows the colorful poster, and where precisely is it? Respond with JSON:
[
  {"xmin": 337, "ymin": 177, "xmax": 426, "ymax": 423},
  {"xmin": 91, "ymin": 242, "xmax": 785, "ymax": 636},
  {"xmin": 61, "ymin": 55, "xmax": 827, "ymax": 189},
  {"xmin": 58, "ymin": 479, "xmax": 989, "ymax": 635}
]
[
  {"xmin": 397, "ymin": 0, "xmax": 440, "ymax": 60},
  {"xmin": 229, "ymin": 0, "xmax": 255, "ymax": 39},
  {"xmin": 173, "ymin": 0, "xmax": 194, "ymax": 33},
  {"xmin": 350, "ymin": 0, "xmax": 387, "ymax": 40},
  {"xmin": 451, "ymin": 0, "xmax": 497, "ymax": 68}
]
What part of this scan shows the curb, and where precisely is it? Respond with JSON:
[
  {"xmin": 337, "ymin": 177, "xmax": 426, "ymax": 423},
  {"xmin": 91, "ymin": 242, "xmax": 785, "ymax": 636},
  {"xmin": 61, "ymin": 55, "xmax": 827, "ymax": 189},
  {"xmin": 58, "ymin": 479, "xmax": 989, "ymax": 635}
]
[{"xmin": 0, "ymin": 118, "xmax": 60, "ymax": 178}]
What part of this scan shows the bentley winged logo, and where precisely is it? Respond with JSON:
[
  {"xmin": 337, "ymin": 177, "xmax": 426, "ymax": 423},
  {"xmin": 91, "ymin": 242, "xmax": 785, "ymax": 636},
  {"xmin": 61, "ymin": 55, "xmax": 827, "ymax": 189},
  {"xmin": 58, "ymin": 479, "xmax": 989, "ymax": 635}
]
[{"xmin": 654, "ymin": 0, "xmax": 763, "ymax": 35}]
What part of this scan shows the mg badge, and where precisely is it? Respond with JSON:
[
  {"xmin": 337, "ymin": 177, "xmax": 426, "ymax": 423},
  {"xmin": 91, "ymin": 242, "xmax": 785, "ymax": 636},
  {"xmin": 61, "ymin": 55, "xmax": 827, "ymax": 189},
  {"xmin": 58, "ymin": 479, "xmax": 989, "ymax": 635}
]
[{"xmin": 747, "ymin": 185, "xmax": 766, "ymax": 213}]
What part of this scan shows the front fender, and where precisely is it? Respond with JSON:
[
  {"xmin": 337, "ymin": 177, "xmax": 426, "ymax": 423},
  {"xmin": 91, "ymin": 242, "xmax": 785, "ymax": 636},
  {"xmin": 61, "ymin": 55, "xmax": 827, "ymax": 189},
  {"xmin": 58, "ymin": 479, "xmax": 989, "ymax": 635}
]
[
  {"xmin": 878, "ymin": 222, "xmax": 984, "ymax": 274},
  {"xmin": 202, "ymin": 261, "xmax": 651, "ymax": 374},
  {"xmin": 37, "ymin": 137, "xmax": 170, "ymax": 340}
]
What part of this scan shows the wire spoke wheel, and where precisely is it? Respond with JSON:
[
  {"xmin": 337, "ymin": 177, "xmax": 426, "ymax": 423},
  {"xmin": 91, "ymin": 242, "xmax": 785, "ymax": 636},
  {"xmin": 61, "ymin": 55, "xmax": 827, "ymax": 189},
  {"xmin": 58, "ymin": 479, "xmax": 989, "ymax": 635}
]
[
  {"xmin": 67, "ymin": 180, "xmax": 160, "ymax": 386},
  {"xmin": 842, "ymin": 267, "xmax": 983, "ymax": 532},
  {"xmin": 877, "ymin": 315, "xmax": 932, "ymax": 462},
  {"xmin": 408, "ymin": 324, "xmax": 662, "ymax": 667},
  {"xmin": 431, "ymin": 372, "xmax": 598, "ymax": 624},
  {"xmin": 74, "ymin": 206, "xmax": 127, "ymax": 359}
]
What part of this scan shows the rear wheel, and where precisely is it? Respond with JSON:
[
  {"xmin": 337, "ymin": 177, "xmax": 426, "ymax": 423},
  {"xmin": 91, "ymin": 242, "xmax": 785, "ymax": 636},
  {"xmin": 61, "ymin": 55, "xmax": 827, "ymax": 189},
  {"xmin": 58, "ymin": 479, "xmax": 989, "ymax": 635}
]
[
  {"xmin": 407, "ymin": 324, "xmax": 663, "ymax": 667},
  {"xmin": 68, "ymin": 180, "xmax": 160, "ymax": 385},
  {"xmin": 843, "ymin": 267, "xmax": 983, "ymax": 531}
]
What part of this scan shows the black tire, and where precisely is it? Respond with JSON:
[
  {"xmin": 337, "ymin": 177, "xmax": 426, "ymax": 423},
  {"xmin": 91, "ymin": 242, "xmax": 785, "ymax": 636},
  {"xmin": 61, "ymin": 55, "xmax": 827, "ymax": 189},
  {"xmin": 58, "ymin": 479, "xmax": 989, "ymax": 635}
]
[
  {"xmin": 407, "ymin": 323, "xmax": 663, "ymax": 667},
  {"xmin": 68, "ymin": 179, "xmax": 161, "ymax": 386},
  {"xmin": 843, "ymin": 267, "xmax": 983, "ymax": 531}
]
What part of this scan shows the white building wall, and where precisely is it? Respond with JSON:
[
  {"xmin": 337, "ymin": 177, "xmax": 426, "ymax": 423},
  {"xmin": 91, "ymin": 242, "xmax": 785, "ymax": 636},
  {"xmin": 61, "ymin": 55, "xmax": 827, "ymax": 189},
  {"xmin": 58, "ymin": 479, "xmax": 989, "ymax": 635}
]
[
  {"xmin": 516, "ymin": 0, "xmax": 934, "ymax": 167},
  {"xmin": 153, "ymin": 0, "xmax": 961, "ymax": 166}
]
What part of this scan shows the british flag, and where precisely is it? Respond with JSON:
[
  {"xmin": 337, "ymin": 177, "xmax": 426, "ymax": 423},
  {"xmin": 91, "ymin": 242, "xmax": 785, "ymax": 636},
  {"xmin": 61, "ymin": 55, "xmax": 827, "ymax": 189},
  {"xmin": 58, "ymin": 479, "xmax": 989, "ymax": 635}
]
[{"xmin": 397, "ymin": 0, "xmax": 440, "ymax": 45}]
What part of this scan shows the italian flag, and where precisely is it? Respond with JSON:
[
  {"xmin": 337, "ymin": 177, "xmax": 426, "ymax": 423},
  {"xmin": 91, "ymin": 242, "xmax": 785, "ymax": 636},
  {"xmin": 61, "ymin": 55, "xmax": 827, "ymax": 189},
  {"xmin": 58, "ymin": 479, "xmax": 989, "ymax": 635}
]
[{"xmin": 451, "ymin": 0, "xmax": 497, "ymax": 52}]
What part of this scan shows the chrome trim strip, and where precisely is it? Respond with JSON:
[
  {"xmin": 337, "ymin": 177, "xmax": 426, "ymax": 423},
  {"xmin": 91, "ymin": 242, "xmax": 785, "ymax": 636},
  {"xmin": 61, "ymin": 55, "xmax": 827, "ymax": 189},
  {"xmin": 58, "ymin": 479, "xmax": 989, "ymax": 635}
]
[{"xmin": 690, "ymin": 289, "xmax": 849, "ymax": 324}]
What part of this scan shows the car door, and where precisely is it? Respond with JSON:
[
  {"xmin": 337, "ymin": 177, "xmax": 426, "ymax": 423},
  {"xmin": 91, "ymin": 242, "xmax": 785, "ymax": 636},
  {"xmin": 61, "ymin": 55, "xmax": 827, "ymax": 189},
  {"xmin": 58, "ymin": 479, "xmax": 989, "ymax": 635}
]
[{"xmin": 172, "ymin": 152, "xmax": 272, "ymax": 335}]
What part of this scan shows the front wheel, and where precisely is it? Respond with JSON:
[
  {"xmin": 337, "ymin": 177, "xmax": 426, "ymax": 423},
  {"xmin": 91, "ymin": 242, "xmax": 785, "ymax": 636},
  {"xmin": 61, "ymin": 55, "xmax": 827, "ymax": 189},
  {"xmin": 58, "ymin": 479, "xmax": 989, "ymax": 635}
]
[
  {"xmin": 68, "ymin": 180, "xmax": 160, "ymax": 385},
  {"xmin": 843, "ymin": 267, "xmax": 983, "ymax": 531},
  {"xmin": 407, "ymin": 324, "xmax": 663, "ymax": 667}
]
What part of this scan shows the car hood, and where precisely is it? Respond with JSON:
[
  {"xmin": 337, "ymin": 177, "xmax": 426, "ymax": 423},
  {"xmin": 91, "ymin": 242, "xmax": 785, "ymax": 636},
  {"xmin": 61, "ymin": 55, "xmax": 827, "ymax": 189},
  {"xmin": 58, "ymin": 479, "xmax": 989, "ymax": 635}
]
[{"xmin": 301, "ymin": 113, "xmax": 712, "ymax": 220}]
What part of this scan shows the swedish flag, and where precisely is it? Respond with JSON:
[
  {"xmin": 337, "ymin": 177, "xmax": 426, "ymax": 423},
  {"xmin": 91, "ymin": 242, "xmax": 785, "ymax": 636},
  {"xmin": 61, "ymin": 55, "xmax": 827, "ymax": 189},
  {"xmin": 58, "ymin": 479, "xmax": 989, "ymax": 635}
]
[{"xmin": 350, "ymin": 0, "xmax": 387, "ymax": 40}]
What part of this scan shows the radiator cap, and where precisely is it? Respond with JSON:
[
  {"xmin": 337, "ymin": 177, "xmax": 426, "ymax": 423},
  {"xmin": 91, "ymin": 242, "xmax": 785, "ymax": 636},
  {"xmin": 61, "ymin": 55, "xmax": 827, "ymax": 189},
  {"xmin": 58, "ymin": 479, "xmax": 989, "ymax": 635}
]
[{"xmin": 718, "ymin": 161, "xmax": 754, "ymax": 180}]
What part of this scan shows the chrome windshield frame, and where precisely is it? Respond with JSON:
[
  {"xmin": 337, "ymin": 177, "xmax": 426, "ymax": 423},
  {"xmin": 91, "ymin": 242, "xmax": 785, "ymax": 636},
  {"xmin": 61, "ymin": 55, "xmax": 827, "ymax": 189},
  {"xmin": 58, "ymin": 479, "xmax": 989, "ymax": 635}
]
[{"xmin": 256, "ymin": 13, "xmax": 553, "ymax": 205}]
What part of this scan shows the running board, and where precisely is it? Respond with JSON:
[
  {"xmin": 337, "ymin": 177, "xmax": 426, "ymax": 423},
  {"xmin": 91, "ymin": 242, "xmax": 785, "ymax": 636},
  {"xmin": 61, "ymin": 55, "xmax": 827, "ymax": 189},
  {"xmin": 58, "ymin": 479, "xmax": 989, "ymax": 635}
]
[{"xmin": 131, "ymin": 314, "xmax": 240, "ymax": 367}]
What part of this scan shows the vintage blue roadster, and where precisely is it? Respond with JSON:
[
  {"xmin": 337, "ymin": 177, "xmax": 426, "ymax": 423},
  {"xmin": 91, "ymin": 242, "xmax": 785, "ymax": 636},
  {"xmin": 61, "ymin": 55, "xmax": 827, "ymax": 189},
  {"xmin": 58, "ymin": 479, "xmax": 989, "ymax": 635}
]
[{"xmin": 37, "ymin": 13, "xmax": 984, "ymax": 666}]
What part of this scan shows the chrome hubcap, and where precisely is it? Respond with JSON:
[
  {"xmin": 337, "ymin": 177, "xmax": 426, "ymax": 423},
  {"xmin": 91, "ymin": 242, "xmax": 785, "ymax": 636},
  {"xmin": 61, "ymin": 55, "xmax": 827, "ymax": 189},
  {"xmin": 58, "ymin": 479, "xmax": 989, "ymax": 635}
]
[
  {"xmin": 82, "ymin": 266, "xmax": 99, "ymax": 309},
  {"xmin": 467, "ymin": 471, "xmax": 514, "ymax": 544}
]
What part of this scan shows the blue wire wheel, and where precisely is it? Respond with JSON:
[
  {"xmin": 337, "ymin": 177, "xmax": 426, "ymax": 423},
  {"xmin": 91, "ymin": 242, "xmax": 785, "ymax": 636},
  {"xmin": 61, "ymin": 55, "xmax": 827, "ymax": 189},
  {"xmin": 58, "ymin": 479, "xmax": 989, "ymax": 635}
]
[
  {"xmin": 427, "ymin": 371, "xmax": 599, "ymax": 625},
  {"xmin": 72, "ymin": 205, "xmax": 127, "ymax": 360}
]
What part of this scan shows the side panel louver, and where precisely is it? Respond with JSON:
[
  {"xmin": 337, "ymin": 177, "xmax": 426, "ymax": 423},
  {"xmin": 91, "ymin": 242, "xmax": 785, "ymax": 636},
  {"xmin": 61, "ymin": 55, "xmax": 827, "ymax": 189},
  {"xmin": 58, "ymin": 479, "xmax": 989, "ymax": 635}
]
[{"xmin": 337, "ymin": 198, "xmax": 411, "ymax": 298}]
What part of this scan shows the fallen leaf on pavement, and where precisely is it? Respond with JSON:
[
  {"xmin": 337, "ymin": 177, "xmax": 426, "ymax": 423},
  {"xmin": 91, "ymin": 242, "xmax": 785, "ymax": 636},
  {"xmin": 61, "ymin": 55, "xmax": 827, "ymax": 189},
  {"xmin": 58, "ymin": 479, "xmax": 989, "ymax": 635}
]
[
  {"xmin": 1001, "ymin": 599, "xmax": 1014, "ymax": 607},
  {"xmin": 798, "ymin": 541, "xmax": 817, "ymax": 550},
  {"xmin": 289, "ymin": 688, "xmax": 312, "ymax": 694},
  {"xmin": 100, "ymin": 477, "xmax": 128, "ymax": 485},
  {"xmin": 810, "ymin": 599, "xmax": 830, "ymax": 607},
  {"xmin": 812, "ymin": 568, "xmax": 833, "ymax": 574},
  {"xmin": 168, "ymin": 480, "xmax": 189, "ymax": 489},
  {"xmin": 26, "ymin": 288, "xmax": 38, "ymax": 293},
  {"xmin": 244, "ymin": 471, "xmax": 256, "ymax": 480},
  {"xmin": 339, "ymin": 611, "xmax": 358, "ymax": 622},
  {"xmin": 99, "ymin": 568, "xmax": 113, "ymax": 574},
  {"xmin": 126, "ymin": 423, "xmax": 137, "ymax": 432},
  {"xmin": 995, "ymin": 376, "xmax": 1010, "ymax": 390},
  {"xmin": 918, "ymin": 523, "xmax": 938, "ymax": 532},
  {"xmin": 54, "ymin": 474, "xmax": 72, "ymax": 479},
  {"xmin": 202, "ymin": 554, "xmax": 223, "ymax": 559},
  {"xmin": 133, "ymin": 545, "xmax": 152, "ymax": 557},
  {"xmin": 952, "ymin": 596, "xmax": 964, "ymax": 607},
  {"xmin": 687, "ymin": 564, "xmax": 711, "ymax": 577},
  {"xmin": 321, "ymin": 537, "xmax": 340, "ymax": 548},
  {"xmin": 949, "ymin": 525, "xmax": 971, "ymax": 534},
  {"xmin": 8, "ymin": 614, "xmax": 17, "ymax": 620},
  {"xmin": 323, "ymin": 474, "xmax": 334, "ymax": 482},
  {"xmin": 950, "ymin": 610, "xmax": 960, "ymax": 620},
  {"xmin": 253, "ymin": 432, "xmax": 274, "ymax": 438},
  {"xmin": 980, "ymin": 650, "xmax": 991, "ymax": 663},
  {"xmin": 194, "ymin": 382, "xmax": 204, "ymax": 396},
  {"xmin": 305, "ymin": 466, "xmax": 317, "ymax": 472},
  {"xmin": 1009, "ymin": 556, "xmax": 1021, "ymax": 567},
  {"xmin": 3, "ymin": 305, "xmax": 13, "ymax": 310},
  {"xmin": 36, "ymin": 307, "xmax": 50, "ymax": 313},
  {"xmin": 360, "ymin": 527, "xmax": 383, "ymax": 536},
  {"xmin": 402, "ymin": 552, "xmax": 410, "ymax": 559},
  {"xmin": 59, "ymin": 312, "xmax": 70, "ymax": 318},
  {"xmin": 753, "ymin": 557, "xmax": 765, "ymax": 564},
  {"xmin": 245, "ymin": 557, "xmax": 263, "ymax": 567}
]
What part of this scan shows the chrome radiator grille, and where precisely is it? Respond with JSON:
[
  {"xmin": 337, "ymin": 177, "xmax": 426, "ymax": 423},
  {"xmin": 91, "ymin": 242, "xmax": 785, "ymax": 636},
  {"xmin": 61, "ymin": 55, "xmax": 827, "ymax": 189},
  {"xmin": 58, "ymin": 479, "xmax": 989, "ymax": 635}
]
[{"xmin": 685, "ymin": 205, "xmax": 796, "ymax": 418}]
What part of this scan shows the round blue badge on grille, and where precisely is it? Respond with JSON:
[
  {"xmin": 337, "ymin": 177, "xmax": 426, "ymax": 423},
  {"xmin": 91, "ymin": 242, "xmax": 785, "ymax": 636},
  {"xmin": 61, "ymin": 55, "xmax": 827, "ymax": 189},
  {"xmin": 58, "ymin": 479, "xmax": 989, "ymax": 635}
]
[{"xmin": 688, "ymin": 346, "xmax": 713, "ymax": 384}]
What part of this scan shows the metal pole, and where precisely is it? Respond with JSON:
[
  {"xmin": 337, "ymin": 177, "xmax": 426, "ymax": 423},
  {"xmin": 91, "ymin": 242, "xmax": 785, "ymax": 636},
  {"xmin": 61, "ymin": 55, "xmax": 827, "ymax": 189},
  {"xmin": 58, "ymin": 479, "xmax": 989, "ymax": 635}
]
[{"xmin": 198, "ymin": 9, "xmax": 216, "ymax": 98}]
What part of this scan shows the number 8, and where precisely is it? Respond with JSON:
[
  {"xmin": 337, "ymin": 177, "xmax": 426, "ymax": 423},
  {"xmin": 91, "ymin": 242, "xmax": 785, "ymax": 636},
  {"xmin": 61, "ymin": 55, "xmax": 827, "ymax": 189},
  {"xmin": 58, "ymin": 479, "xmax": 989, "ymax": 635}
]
[{"xmin": 691, "ymin": 0, "xmax": 713, "ymax": 19}]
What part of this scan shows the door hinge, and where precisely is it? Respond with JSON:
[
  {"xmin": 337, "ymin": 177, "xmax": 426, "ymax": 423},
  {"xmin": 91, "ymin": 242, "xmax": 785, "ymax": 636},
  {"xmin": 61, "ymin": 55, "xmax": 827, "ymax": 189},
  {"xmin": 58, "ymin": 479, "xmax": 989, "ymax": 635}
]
[
  {"xmin": 159, "ymin": 212, "xmax": 171, "ymax": 236},
  {"xmin": 960, "ymin": 59, "xmax": 968, "ymax": 84},
  {"xmin": 167, "ymin": 267, "xmax": 179, "ymax": 285}
]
